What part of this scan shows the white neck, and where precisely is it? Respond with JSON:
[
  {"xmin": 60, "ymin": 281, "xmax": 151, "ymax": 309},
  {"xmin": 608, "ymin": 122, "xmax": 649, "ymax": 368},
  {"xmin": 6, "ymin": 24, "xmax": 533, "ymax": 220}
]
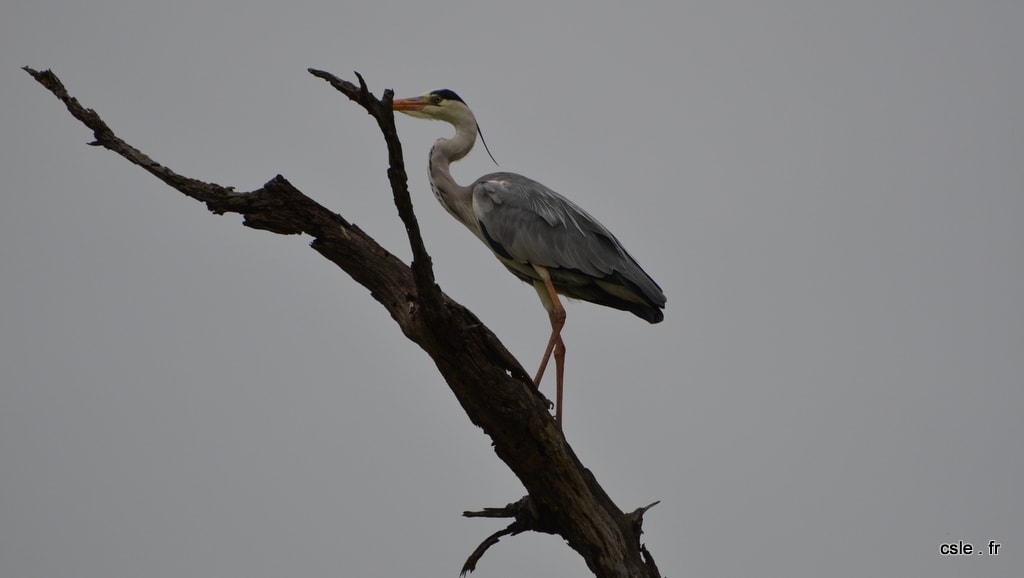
[{"xmin": 428, "ymin": 114, "xmax": 478, "ymax": 226}]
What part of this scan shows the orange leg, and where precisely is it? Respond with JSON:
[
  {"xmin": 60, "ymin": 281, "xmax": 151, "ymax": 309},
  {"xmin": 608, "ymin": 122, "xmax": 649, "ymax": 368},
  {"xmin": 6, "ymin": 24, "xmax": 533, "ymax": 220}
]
[{"xmin": 532, "ymin": 275, "xmax": 567, "ymax": 426}]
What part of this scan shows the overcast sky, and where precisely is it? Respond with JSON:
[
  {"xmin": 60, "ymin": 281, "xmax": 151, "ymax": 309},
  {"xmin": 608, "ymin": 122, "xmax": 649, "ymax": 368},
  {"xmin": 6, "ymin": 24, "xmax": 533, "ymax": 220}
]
[{"xmin": 3, "ymin": 2, "xmax": 1022, "ymax": 577}]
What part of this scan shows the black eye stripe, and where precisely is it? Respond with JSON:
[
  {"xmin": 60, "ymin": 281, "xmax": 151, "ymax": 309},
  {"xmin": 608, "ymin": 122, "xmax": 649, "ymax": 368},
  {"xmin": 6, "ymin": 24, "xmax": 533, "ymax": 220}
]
[{"xmin": 431, "ymin": 89, "xmax": 466, "ymax": 105}]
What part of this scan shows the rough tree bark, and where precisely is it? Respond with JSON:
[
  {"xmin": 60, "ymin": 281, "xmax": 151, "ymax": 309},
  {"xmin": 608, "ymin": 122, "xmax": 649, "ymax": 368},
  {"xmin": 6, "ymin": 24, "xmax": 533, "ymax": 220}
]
[{"xmin": 24, "ymin": 67, "xmax": 663, "ymax": 578}]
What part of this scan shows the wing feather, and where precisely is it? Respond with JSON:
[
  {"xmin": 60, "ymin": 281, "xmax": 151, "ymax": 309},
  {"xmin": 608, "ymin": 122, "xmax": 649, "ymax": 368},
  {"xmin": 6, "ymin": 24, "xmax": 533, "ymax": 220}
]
[{"xmin": 471, "ymin": 172, "xmax": 665, "ymax": 310}]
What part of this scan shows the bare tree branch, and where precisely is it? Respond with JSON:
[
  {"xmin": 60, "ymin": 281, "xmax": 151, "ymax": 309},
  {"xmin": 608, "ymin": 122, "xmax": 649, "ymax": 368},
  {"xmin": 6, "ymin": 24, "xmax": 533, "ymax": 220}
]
[
  {"xmin": 24, "ymin": 66, "xmax": 662, "ymax": 578},
  {"xmin": 307, "ymin": 68, "xmax": 442, "ymax": 315},
  {"xmin": 461, "ymin": 497, "xmax": 557, "ymax": 575}
]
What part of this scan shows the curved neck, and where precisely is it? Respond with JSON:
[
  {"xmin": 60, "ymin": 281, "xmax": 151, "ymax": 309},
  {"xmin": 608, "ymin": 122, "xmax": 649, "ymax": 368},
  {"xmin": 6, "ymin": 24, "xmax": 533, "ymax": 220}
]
[{"xmin": 428, "ymin": 115, "xmax": 478, "ymax": 223}]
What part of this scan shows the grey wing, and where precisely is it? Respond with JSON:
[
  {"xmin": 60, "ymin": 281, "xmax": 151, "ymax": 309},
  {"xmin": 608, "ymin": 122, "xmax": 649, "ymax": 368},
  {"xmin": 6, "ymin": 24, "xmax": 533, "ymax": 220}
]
[{"xmin": 470, "ymin": 172, "xmax": 666, "ymax": 309}]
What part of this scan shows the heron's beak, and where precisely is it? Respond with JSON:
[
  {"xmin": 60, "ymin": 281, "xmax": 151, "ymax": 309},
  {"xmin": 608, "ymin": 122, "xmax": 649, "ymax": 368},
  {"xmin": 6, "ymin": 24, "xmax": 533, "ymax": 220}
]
[{"xmin": 392, "ymin": 96, "xmax": 428, "ymax": 112}]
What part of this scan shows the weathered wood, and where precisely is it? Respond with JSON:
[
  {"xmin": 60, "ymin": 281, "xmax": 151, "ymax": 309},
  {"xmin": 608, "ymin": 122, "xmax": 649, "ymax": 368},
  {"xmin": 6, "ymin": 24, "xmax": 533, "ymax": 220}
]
[{"xmin": 24, "ymin": 66, "xmax": 662, "ymax": 578}]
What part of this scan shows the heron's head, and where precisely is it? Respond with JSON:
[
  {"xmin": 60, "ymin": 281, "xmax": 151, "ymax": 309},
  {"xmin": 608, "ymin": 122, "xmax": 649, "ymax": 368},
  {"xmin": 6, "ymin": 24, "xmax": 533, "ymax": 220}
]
[
  {"xmin": 393, "ymin": 89, "xmax": 498, "ymax": 165},
  {"xmin": 392, "ymin": 89, "xmax": 474, "ymax": 124}
]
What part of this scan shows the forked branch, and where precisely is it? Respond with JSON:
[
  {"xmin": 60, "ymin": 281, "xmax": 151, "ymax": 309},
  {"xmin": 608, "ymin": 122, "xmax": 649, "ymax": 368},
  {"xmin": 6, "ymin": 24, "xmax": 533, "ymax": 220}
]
[{"xmin": 307, "ymin": 68, "xmax": 441, "ymax": 314}]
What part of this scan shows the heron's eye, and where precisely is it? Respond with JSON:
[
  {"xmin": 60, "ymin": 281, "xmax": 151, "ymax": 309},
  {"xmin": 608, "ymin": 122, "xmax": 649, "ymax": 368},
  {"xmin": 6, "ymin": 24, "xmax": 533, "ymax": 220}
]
[{"xmin": 430, "ymin": 94, "xmax": 443, "ymax": 105}]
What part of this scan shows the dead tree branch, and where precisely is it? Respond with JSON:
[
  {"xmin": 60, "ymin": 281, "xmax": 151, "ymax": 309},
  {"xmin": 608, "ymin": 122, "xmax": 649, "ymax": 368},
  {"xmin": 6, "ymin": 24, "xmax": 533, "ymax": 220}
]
[{"xmin": 24, "ymin": 66, "xmax": 662, "ymax": 578}]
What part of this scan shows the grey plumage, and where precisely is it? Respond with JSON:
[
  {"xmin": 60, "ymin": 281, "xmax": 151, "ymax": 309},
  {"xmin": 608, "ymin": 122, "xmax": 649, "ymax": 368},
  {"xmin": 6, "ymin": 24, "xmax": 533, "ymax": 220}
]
[
  {"xmin": 393, "ymin": 88, "xmax": 665, "ymax": 424},
  {"xmin": 471, "ymin": 172, "xmax": 665, "ymax": 323}
]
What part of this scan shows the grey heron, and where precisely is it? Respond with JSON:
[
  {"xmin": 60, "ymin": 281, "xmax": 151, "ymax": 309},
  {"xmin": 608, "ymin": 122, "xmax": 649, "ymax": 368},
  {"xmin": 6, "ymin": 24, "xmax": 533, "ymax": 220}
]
[{"xmin": 393, "ymin": 89, "xmax": 665, "ymax": 425}]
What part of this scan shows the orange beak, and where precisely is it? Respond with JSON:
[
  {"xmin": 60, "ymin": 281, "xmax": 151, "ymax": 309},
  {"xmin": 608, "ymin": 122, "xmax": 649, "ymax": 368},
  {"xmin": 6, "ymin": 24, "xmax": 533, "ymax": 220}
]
[{"xmin": 392, "ymin": 96, "xmax": 428, "ymax": 112}]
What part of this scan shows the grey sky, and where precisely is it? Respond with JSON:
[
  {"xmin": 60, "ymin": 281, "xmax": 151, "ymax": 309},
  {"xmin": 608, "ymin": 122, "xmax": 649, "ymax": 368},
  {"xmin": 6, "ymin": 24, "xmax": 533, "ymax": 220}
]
[{"xmin": 3, "ymin": 2, "xmax": 1022, "ymax": 577}]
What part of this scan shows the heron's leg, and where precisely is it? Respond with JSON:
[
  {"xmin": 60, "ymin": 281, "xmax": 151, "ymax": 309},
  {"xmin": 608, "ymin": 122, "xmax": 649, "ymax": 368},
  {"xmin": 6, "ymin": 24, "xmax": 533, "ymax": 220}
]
[
  {"xmin": 532, "ymin": 266, "xmax": 567, "ymax": 425},
  {"xmin": 532, "ymin": 317, "xmax": 559, "ymax": 388},
  {"xmin": 553, "ymin": 320, "xmax": 566, "ymax": 426},
  {"xmin": 531, "ymin": 275, "xmax": 564, "ymax": 387}
]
